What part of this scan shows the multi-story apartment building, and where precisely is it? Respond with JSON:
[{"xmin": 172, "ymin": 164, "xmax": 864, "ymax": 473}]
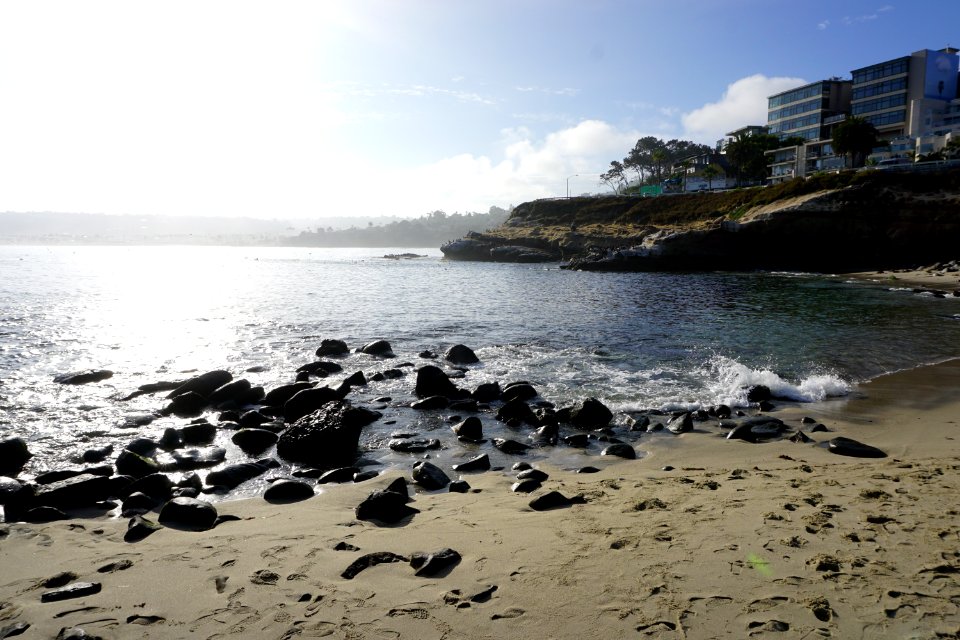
[
  {"xmin": 764, "ymin": 47, "xmax": 960, "ymax": 182},
  {"xmin": 765, "ymin": 79, "xmax": 851, "ymax": 182}
]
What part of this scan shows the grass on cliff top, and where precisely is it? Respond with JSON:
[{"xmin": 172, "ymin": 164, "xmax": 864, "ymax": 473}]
[{"xmin": 507, "ymin": 167, "xmax": 960, "ymax": 230}]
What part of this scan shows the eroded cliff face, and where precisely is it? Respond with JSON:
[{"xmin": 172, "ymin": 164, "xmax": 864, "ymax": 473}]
[{"xmin": 440, "ymin": 172, "xmax": 960, "ymax": 272}]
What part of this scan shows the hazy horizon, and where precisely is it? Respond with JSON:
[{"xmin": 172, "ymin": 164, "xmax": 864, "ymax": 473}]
[{"xmin": 2, "ymin": 1, "xmax": 957, "ymax": 220}]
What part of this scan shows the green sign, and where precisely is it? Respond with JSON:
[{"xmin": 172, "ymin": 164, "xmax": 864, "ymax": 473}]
[{"xmin": 640, "ymin": 185, "xmax": 663, "ymax": 197}]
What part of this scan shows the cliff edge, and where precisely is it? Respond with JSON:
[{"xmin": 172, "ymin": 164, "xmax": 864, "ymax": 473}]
[{"xmin": 441, "ymin": 168, "xmax": 960, "ymax": 272}]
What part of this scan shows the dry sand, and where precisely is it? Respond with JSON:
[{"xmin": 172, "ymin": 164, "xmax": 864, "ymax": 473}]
[{"xmin": 2, "ymin": 361, "xmax": 959, "ymax": 639}]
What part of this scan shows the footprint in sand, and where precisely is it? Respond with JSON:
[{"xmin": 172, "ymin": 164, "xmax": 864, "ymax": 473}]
[
  {"xmin": 491, "ymin": 607, "xmax": 525, "ymax": 620},
  {"xmin": 126, "ymin": 614, "xmax": 165, "ymax": 625}
]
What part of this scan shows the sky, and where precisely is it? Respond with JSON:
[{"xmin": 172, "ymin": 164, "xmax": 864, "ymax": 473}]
[{"xmin": 2, "ymin": 0, "xmax": 959, "ymax": 220}]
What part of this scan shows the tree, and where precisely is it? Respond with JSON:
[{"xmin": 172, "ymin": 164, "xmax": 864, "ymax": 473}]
[
  {"xmin": 651, "ymin": 148, "xmax": 667, "ymax": 183},
  {"xmin": 599, "ymin": 160, "xmax": 627, "ymax": 194},
  {"xmin": 701, "ymin": 163, "xmax": 723, "ymax": 190},
  {"xmin": 832, "ymin": 116, "xmax": 884, "ymax": 168},
  {"xmin": 724, "ymin": 132, "xmax": 781, "ymax": 185}
]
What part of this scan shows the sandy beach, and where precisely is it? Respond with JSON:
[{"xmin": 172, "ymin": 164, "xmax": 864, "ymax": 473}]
[{"xmin": 2, "ymin": 359, "xmax": 959, "ymax": 639}]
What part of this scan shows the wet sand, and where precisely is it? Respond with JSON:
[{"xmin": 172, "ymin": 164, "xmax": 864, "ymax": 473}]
[{"xmin": 2, "ymin": 361, "xmax": 959, "ymax": 639}]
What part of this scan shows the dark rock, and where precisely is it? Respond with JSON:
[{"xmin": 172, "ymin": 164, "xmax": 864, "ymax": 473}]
[
  {"xmin": 529, "ymin": 424, "xmax": 558, "ymax": 447},
  {"xmin": 758, "ymin": 400, "xmax": 776, "ymax": 412},
  {"xmin": 123, "ymin": 473, "xmax": 174, "ymax": 501},
  {"xmin": 713, "ymin": 404, "xmax": 732, "ymax": 419},
  {"xmin": 452, "ymin": 454, "xmax": 490, "ymax": 472},
  {"xmin": 502, "ymin": 384, "xmax": 538, "ymax": 403},
  {"xmin": 207, "ymin": 379, "xmax": 255, "ymax": 409},
  {"xmin": 517, "ymin": 468, "xmax": 549, "ymax": 482},
  {"xmin": 411, "ymin": 396, "xmax": 449, "ymax": 410},
  {"xmin": 166, "ymin": 370, "xmax": 233, "ymax": 400},
  {"xmin": 496, "ymin": 399, "xmax": 539, "ymax": 426},
  {"xmin": 489, "ymin": 245, "xmax": 557, "ymax": 262},
  {"xmin": 452, "ymin": 417, "xmax": 483, "ymax": 441},
  {"xmin": 445, "ymin": 344, "xmax": 480, "ymax": 365},
  {"xmin": 262, "ymin": 382, "xmax": 315, "ymax": 407},
  {"xmin": 121, "ymin": 492, "xmax": 158, "ymax": 517},
  {"xmin": 41, "ymin": 582, "xmax": 102, "ymax": 602},
  {"xmin": 448, "ymin": 480, "xmax": 470, "ymax": 493},
  {"xmin": 472, "ymin": 381, "xmax": 501, "ymax": 403},
  {"xmin": 353, "ymin": 470, "xmax": 379, "ymax": 482},
  {"xmin": 276, "ymin": 401, "xmax": 380, "ymax": 468},
  {"xmin": 339, "ymin": 371, "xmax": 368, "ymax": 392},
  {"xmin": 411, "ymin": 548, "xmax": 461, "ymax": 577},
  {"xmin": 341, "ymin": 552, "xmax": 407, "ymax": 579},
  {"xmin": 0, "ymin": 476, "xmax": 26, "ymax": 505},
  {"xmin": 0, "ymin": 622, "xmax": 30, "ymax": 638},
  {"xmin": 232, "ymin": 429, "xmax": 279, "ymax": 455},
  {"xmin": 389, "ymin": 438, "xmax": 441, "ymax": 453},
  {"xmin": 493, "ymin": 438, "xmax": 530, "ymax": 455},
  {"xmin": 568, "ymin": 397, "xmax": 614, "ymax": 429},
  {"xmin": 370, "ymin": 368, "xmax": 404, "ymax": 382},
  {"xmin": 412, "ymin": 461, "xmax": 450, "ymax": 490},
  {"xmin": 115, "ymin": 449, "xmax": 160, "ymax": 478},
  {"xmin": 801, "ymin": 416, "xmax": 817, "ymax": 424},
  {"xmin": 158, "ymin": 428, "xmax": 182, "ymax": 451},
  {"xmin": 360, "ymin": 340, "xmax": 394, "ymax": 357},
  {"xmin": 563, "ymin": 433, "xmax": 589, "ymax": 448},
  {"xmin": 239, "ymin": 410, "xmax": 272, "ymax": 428},
  {"xmin": 726, "ymin": 417, "xmax": 788, "ymax": 443},
  {"xmin": 283, "ymin": 386, "xmax": 340, "ymax": 423},
  {"xmin": 601, "ymin": 443, "xmax": 637, "ymax": 459},
  {"xmin": 415, "ymin": 365, "xmax": 460, "ymax": 398},
  {"xmin": 512, "ymin": 462, "xmax": 532, "ymax": 471},
  {"xmin": 577, "ymin": 466, "xmax": 600, "ymax": 473},
  {"xmin": 297, "ymin": 360, "xmax": 344, "ymax": 376},
  {"xmin": 828, "ymin": 437, "xmax": 887, "ymax": 458},
  {"xmin": 164, "ymin": 447, "xmax": 227, "ymax": 471},
  {"xmin": 511, "ymin": 479, "xmax": 541, "ymax": 493},
  {"xmin": 746, "ymin": 385, "xmax": 772, "ymax": 402},
  {"xmin": 419, "ymin": 350, "xmax": 438, "ymax": 359},
  {"xmin": 53, "ymin": 370, "xmax": 113, "ymax": 385},
  {"xmin": 158, "ymin": 497, "xmax": 218, "ymax": 531},
  {"xmin": 205, "ymin": 459, "xmax": 279, "ymax": 490},
  {"xmin": 35, "ymin": 469, "xmax": 83, "ymax": 484},
  {"xmin": 25, "ymin": 506, "xmax": 69, "ymax": 523},
  {"xmin": 790, "ymin": 431, "xmax": 813, "ymax": 443},
  {"xmin": 315, "ymin": 467, "xmax": 360, "ymax": 484},
  {"xmin": 529, "ymin": 491, "xmax": 582, "ymax": 511},
  {"xmin": 667, "ymin": 412, "xmax": 693, "ymax": 434},
  {"xmin": 355, "ymin": 490, "xmax": 419, "ymax": 524},
  {"xmin": 448, "ymin": 399, "xmax": 479, "ymax": 413},
  {"xmin": 125, "ymin": 437, "xmax": 158, "ymax": 456},
  {"xmin": 628, "ymin": 415, "xmax": 651, "ymax": 431},
  {"xmin": 163, "ymin": 391, "xmax": 208, "ymax": 418},
  {"xmin": 810, "ymin": 423, "xmax": 830, "ymax": 432},
  {"xmin": 316, "ymin": 339, "xmax": 349, "ymax": 357},
  {"xmin": 0, "ymin": 437, "xmax": 32, "ymax": 477},
  {"xmin": 124, "ymin": 515, "xmax": 162, "ymax": 543},
  {"xmin": 263, "ymin": 480, "xmax": 314, "ymax": 504},
  {"xmin": 80, "ymin": 445, "xmax": 114, "ymax": 464},
  {"xmin": 181, "ymin": 421, "xmax": 217, "ymax": 445},
  {"xmin": 55, "ymin": 627, "xmax": 102, "ymax": 640}
]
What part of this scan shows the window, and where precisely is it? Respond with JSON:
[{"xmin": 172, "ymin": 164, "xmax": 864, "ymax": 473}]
[
  {"xmin": 851, "ymin": 93, "xmax": 908, "ymax": 115},
  {"xmin": 864, "ymin": 109, "xmax": 906, "ymax": 127},
  {"xmin": 852, "ymin": 77, "xmax": 907, "ymax": 100},
  {"xmin": 852, "ymin": 58, "xmax": 909, "ymax": 85}
]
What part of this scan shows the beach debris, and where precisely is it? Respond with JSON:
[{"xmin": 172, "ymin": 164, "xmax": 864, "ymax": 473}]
[
  {"xmin": 158, "ymin": 497, "xmax": 218, "ymax": 531},
  {"xmin": 411, "ymin": 461, "xmax": 450, "ymax": 490},
  {"xmin": 263, "ymin": 479, "xmax": 314, "ymax": 504},
  {"xmin": 445, "ymin": 344, "xmax": 480, "ymax": 365},
  {"xmin": 411, "ymin": 548, "xmax": 461, "ymax": 577},
  {"xmin": 828, "ymin": 437, "xmax": 887, "ymax": 458},
  {"xmin": 341, "ymin": 552, "xmax": 407, "ymax": 579},
  {"xmin": 53, "ymin": 369, "xmax": 114, "ymax": 385},
  {"xmin": 41, "ymin": 582, "xmax": 102, "ymax": 603}
]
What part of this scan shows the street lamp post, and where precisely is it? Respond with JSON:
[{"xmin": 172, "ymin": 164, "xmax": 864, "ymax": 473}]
[{"xmin": 566, "ymin": 174, "xmax": 579, "ymax": 198}]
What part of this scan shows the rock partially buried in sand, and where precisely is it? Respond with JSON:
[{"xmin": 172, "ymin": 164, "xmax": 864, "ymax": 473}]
[
  {"xmin": 412, "ymin": 461, "xmax": 450, "ymax": 490},
  {"xmin": 158, "ymin": 497, "xmax": 218, "ymax": 531},
  {"xmin": 528, "ymin": 491, "xmax": 584, "ymax": 511},
  {"xmin": 411, "ymin": 548, "xmax": 462, "ymax": 577},
  {"xmin": 341, "ymin": 552, "xmax": 407, "ymax": 579},
  {"xmin": 601, "ymin": 443, "xmax": 637, "ymax": 459},
  {"xmin": 264, "ymin": 480, "xmax": 314, "ymax": 504},
  {"xmin": 452, "ymin": 454, "xmax": 490, "ymax": 472},
  {"xmin": 124, "ymin": 515, "xmax": 162, "ymax": 543},
  {"xmin": 355, "ymin": 489, "xmax": 419, "ymax": 524},
  {"xmin": 827, "ymin": 437, "xmax": 887, "ymax": 458},
  {"xmin": 40, "ymin": 582, "xmax": 102, "ymax": 603}
]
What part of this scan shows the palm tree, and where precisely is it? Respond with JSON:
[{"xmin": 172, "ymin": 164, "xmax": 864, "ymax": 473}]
[
  {"xmin": 651, "ymin": 149, "xmax": 667, "ymax": 183},
  {"xmin": 701, "ymin": 164, "xmax": 723, "ymax": 190},
  {"xmin": 832, "ymin": 116, "xmax": 884, "ymax": 168}
]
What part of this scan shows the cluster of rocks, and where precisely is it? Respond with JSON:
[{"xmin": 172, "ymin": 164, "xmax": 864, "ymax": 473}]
[{"xmin": 1, "ymin": 341, "xmax": 888, "ymax": 530}]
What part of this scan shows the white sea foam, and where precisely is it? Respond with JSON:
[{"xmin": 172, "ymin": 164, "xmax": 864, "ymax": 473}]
[{"xmin": 706, "ymin": 357, "xmax": 850, "ymax": 406}]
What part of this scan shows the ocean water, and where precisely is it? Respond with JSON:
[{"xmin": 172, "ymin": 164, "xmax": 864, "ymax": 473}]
[{"xmin": 2, "ymin": 245, "xmax": 959, "ymax": 497}]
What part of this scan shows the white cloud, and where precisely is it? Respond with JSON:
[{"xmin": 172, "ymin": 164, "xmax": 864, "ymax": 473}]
[
  {"xmin": 818, "ymin": 19, "xmax": 830, "ymax": 30},
  {"xmin": 681, "ymin": 74, "xmax": 807, "ymax": 143}
]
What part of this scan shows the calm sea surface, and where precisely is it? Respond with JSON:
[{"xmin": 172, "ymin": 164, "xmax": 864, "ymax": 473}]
[{"xmin": 2, "ymin": 245, "xmax": 959, "ymax": 496}]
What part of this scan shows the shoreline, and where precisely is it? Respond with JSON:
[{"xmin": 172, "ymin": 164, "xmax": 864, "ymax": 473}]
[{"xmin": 3, "ymin": 361, "xmax": 959, "ymax": 638}]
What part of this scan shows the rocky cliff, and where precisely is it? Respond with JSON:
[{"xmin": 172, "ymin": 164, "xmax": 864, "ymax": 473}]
[{"xmin": 441, "ymin": 168, "xmax": 960, "ymax": 272}]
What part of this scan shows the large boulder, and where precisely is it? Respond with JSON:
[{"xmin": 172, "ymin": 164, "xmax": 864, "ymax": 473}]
[
  {"xmin": 444, "ymin": 344, "xmax": 479, "ymax": 365},
  {"xmin": 472, "ymin": 381, "xmax": 502, "ymax": 403},
  {"xmin": 158, "ymin": 497, "xmax": 218, "ymax": 531},
  {"xmin": 262, "ymin": 381, "xmax": 316, "ymax": 407},
  {"xmin": 263, "ymin": 480, "xmax": 314, "ymax": 504},
  {"xmin": 31, "ymin": 473, "xmax": 115, "ymax": 510},
  {"xmin": 496, "ymin": 399, "xmax": 539, "ymax": 426},
  {"xmin": 411, "ymin": 461, "xmax": 450, "ymax": 490},
  {"xmin": 162, "ymin": 391, "xmax": 208, "ymax": 418},
  {"xmin": 360, "ymin": 340, "xmax": 394, "ymax": 357},
  {"xmin": 115, "ymin": 449, "xmax": 160, "ymax": 478},
  {"xmin": 283, "ymin": 386, "xmax": 340, "ymax": 423},
  {"xmin": 232, "ymin": 429, "xmax": 279, "ymax": 455},
  {"xmin": 502, "ymin": 383, "xmax": 538, "ymax": 403},
  {"xmin": 415, "ymin": 365, "xmax": 460, "ymax": 399},
  {"xmin": 726, "ymin": 416, "xmax": 787, "ymax": 443},
  {"xmin": 276, "ymin": 401, "xmax": 381, "ymax": 468},
  {"xmin": 166, "ymin": 370, "xmax": 233, "ymax": 400},
  {"xmin": 0, "ymin": 437, "xmax": 32, "ymax": 477},
  {"xmin": 316, "ymin": 339, "xmax": 349, "ymax": 357},
  {"xmin": 567, "ymin": 398, "xmax": 614, "ymax": 429}
]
